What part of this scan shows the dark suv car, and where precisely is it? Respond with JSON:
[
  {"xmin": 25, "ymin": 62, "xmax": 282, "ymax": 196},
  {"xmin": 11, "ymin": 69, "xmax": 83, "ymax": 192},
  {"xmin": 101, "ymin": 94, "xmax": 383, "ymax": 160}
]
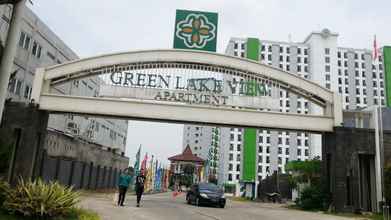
[{"xmin": 186, "ymin": 183, "xmax": 226, "ymax": 208}]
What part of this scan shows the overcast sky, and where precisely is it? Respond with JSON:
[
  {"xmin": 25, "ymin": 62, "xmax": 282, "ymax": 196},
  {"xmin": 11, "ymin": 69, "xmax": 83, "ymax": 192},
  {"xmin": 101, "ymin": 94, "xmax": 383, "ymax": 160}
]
[{"xmin": 29, "ymin": 0, "xmax": 391, "ymax": 165}]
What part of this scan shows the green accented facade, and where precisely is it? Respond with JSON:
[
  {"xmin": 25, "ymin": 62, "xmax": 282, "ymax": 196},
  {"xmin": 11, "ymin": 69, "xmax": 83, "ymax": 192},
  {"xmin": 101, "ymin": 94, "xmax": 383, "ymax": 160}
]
[
  {"xmin": 383, "ymin": 46, "xmax": 391, "ymax": 107},
  {"xmin": 173, "ymin": 9, "xmax": 218, "ymax": 52},
  {"xmin": 242, "ymin": 38, "xmax": 260, "ymax": 182}
]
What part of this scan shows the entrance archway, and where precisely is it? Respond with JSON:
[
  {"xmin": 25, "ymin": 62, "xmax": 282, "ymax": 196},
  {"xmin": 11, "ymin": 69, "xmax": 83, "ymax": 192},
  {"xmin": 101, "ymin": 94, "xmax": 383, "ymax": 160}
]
[{"xmin": 31, "ymin": 49, "xmax": 342, "ymax": 132}]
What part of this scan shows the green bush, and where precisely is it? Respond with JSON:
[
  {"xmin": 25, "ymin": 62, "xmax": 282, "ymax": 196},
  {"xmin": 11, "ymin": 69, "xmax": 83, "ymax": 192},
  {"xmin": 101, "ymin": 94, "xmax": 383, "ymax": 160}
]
[
  {"xmin": 223, "ymin": 183, "xmax": 236, "ymax": 193},
  {"xmin": 385, "ymin": 165, "xmax": 391, "ymax": 205},
  {"xmin": 296, "ymin": 184, "xmax": 329, "ymax": 210},
  {"xmin": 3, "ymin": 178, "xmax": 80, "ymax": 218},
  {"xmin": 0, "ymin": 179, "xmax": 10, "ymax": 207}
]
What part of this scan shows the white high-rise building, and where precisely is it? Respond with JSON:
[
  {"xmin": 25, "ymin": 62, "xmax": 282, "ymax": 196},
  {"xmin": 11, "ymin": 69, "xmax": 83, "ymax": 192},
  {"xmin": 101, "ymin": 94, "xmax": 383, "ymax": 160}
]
[{"xmin": 183, "ymin": 29, "xmax": 387, "ymax": 190}]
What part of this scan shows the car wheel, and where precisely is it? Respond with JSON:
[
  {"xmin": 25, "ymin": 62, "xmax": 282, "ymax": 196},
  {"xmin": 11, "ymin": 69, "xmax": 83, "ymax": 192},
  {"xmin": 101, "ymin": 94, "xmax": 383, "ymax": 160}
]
[{"xmin": 219, "ymin": 203, "xmax": 225, "ymax": 208}]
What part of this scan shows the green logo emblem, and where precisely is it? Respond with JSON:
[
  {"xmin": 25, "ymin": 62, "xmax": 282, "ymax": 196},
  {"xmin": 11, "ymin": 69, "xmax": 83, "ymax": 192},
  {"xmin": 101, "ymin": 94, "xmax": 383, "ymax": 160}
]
[
  {"xmin": 173, "ymin": 10, "xmax": 218, "ymax": 52},
  {"xmin": 176, "ymin": 14, "xmax": 216, "ymax": 49}
]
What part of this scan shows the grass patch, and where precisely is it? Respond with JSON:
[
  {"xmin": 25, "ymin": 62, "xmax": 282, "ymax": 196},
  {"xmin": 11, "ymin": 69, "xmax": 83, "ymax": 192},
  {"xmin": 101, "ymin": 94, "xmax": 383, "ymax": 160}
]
[
  {"xmin": 228, "ymin": 196, "xmax": 253, "ymax": 202},
  {"xmin": 0, "ymin": 208, "xmax": 100, "ymax": 220}
]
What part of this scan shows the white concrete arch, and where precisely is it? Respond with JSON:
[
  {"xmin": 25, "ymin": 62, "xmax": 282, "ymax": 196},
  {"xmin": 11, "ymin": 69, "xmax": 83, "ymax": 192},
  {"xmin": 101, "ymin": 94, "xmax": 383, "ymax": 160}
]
[{"xmin": 31, "ymin": 49, "xmax": 342, "ymax": 132}]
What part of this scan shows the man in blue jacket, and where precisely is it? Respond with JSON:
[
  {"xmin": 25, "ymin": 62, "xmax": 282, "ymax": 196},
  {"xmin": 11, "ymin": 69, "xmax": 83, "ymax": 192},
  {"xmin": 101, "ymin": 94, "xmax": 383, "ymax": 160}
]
[{"xmin": 118, "ymin": 167, "xmax": 133, "ymax": 206}]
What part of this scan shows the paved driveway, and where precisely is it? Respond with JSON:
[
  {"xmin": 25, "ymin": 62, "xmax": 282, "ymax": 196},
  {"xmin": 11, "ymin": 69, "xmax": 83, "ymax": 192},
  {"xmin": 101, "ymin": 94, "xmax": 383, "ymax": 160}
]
[{"xmin": 80, "ymin": 192, "xmax": 357, "ymax": 220}]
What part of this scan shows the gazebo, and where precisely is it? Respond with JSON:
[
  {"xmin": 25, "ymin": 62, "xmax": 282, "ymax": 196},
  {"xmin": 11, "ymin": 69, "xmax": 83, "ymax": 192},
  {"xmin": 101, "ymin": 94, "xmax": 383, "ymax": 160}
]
[{"xmin": 168, "ymin": 146, "xmax": 205, "ymax": 183}]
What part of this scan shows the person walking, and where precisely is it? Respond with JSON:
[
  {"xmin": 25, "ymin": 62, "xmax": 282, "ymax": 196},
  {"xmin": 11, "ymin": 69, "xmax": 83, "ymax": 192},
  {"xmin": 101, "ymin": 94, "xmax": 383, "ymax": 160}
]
[
  {"xmin": 135, "ymin": 169, "xmax": 146, "ymax": 207},
  {"xmin": 118, "ymin": 167, "xmax": 133, "ymax": 206}
]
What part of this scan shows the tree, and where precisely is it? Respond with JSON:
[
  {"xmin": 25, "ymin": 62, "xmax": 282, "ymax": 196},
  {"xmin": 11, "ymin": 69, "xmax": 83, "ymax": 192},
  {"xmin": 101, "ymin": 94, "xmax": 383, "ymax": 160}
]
[{"xmin": 285, "ymin": 158, "xmax": 321, "ymax": 186}]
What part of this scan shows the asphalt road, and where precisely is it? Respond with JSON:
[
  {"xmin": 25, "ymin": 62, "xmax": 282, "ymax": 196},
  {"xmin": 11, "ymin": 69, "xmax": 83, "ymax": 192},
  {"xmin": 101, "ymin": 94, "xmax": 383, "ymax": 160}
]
[{"xmin": 80, "ymin": 192, "xmax": 355, "ymax": 220}]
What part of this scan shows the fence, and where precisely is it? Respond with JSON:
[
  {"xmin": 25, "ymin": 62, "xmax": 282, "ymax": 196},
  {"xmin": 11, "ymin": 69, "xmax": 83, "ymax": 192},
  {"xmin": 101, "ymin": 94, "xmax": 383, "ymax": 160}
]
[{"xmin": 38, "ymin": 153, "xmax": 124, "ymax": 190}]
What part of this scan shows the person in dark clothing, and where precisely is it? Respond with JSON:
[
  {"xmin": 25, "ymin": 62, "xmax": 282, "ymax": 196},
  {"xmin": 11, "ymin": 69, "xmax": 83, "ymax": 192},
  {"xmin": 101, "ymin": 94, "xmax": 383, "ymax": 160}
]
[
  {"xmin": 118, "ymin": 167, "xmax": 133, "ymax": 206},
  {"xmin": 135, "ymin": 169, "xmax": 146, "ymax": 207}
]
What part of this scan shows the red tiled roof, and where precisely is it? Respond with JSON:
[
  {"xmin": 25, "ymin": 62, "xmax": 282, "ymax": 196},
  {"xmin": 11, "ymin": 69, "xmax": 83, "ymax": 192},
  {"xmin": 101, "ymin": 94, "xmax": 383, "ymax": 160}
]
[{"xmin": 168, "ymin": 146, "xmax": 204, "ymax": 163}]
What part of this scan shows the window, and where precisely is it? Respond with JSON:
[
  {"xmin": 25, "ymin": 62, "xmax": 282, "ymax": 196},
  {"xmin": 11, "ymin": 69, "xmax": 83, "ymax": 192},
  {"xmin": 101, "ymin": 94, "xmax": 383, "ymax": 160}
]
[
  {"xmin": 238, "ymin": 135, "xmax": 242, "ymax": 142},
  {"xmin": 266, "ymin": 146, "xmax": 270, "ymax": 153},
  {"xmin": 228, "ymin": 164, "xmax": 233, "ymax": 171},
  {"xmin": 24, "ymin": 85, "xmax": 30, "ymax": 99},
  {"xmin": 31, "ymin": 41, "xmax": 42, "ymax": 58},
  {"xmin": 15, "ymin": 79, "xmax": 22, "ymax": 95},
  {"xmin": 344, "ymin": 52, "xmax": 347, "ymax": 59},
  {"xmin": 266, "ymin": 137, "xmax": 270, "ymax": 144},
  {"xmin": 287, "ymin": 47, "xmax": 290, "ymax": 54},
  {"xmin": 19, "ymin": 31, "xmax": 31, "ymax": 50},
  {"xmin": 285, "ymin": 148, "xmax": 289, "ymax": 155},
  {"xmin": 47, "ymin": 52, "xmax": 56, "ymax": 61},
  {"xmin": 280, "ymin": 46, "xmax": 283, "ymax": 53},
  {"xmin": 268, "ymin": 45, "xmax": 272, "ymax": 52},
  {"xmin": 266, "ymin": 156, "xmax": 270, "ymax": 163},
  {"xmin": 236, "ymin": 164, "xmax": 240, "ymax": 171},
  {"xmin": 229, "ymin": 144, "xmax": 234, "ymax": 151},
  {"xmin": 278, "ymin": 137, "xmax": 282, "ymax": 144},
  {"xmin": 297, "ymin": 149, "xmax": 302, "ymax": 155},
  {"xmin": 298, "ymin": 48, "xmax": 301, "ymax": 54},
  {"xmin": 228, "ymin": 174, "xmax": 232, "ymax": 181},
  {"xmin": 236, "ymin": 154, "xmax": 241, "ymax": 161},
  {"xmin": 304, "ymin": 57, "xmax": 308, "ymax": 64},
  {"xmin": 278, "ymin": 157, "xmax": 282, "ymax": 164},
  {"xmin": 237, "ymin": 144, "xmax": 241, "ymax": 151},
  {"xmin": 259, "ymin": 146, "xmax": 263, "ymax": 153},
  {"xmin": 234, "ymin": 43, "xmax": 238, "ymax": 49},
  {"xmin": 325, "ymin": 75, "xmax": 330, "ymax": 81},
  {"xmin": 258, "ymin": 165, "xmax": 263, "ymax": 173},
  {"xmin": 325, "ymin": 48, "xmax": 330, "ymax": 55},
  {"xmin": 304, "ymin": 49, "xmax": 308, "ymax": 55},
  {"xmin": 241, "ymin": 43, "xmax": 245, "ymax": 50},
  {"xmin": 338, "ymin": 51, "xmax": 341, "ymax": 58},
  {"xmin": 305, "ymin": 149, "xmax": 309, "ymax": 156},
  {"xmin": 325, "ymin": 65, "xmax": 330, "ymax": 72},
  {"xmin": 229, "ymin": 154, "xmax": 233, "ymax": 161},
  {"xmin": 278, "ymin": 147, "xmax": 282, "ymax": 154}
]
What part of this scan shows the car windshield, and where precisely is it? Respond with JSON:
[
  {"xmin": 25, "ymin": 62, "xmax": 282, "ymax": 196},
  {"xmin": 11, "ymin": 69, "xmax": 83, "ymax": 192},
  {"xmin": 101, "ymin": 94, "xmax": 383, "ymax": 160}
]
[{"xmin": 198, "ymin": 183, "xmax": 220, "ymax": 192}]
